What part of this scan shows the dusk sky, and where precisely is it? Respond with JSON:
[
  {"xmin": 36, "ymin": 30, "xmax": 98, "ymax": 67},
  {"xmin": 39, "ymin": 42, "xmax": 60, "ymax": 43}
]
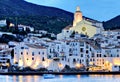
[{"xmin": 25, "ymin": 0, "xmax": 120, "ymax": 21}]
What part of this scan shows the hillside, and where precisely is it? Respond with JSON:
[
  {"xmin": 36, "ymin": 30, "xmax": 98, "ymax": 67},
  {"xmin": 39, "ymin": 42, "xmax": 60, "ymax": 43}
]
[
  {"xmin": 0, "ymin": 0, "xmax": 73, "ymax": 34},
  {"xmin": 0, "ymin": 0, "xmax": 119, "ymax": 34},
  {"xmin": 103, "ymin": 15, "xmax": 120, "ymax": 30},
  {"xmin": 0, "ymin": 0, "xmax": 73, "ymax": 20}
]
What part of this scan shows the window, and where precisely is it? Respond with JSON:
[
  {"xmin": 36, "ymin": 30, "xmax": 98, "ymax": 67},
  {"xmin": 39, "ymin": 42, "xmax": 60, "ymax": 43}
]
[
  {"xmin": 68, "ymin": 59, "xmax": 69, "ymax": 62},
  {"xmin": 21, "ymin": 52, "xmax": 23, "ymax": 55},
  {"xmin": 42, "ymin": 52, "xmax": 44, "ymax": 55},
  {"xmin": 92, "ymin": 53, "xmax": 94, "ymax": 57},
  {"xmin": 97, "ymin": 54, "xmax": 100, "ymax": 57},
  {"xmin": 80, "ymin": 60, "xmax": 81, "ymax": 63},
  {"xmin": 48, "ymin": 55, "xmax": 51, "ymax": 59},
  {"xmin": 21, "ymin": 47, "xmax": 24, "ymax": 49},
  {"xmin": 67, "ymin": 31, "xmax": 69, "ymax": 33},
  {"xmin": 32, "ymin": 52, "xmax": 34, "ymax": 56},
  {"xmin": 26, "ymin": 52, "xmax": 28, "ymax": 55},
  {"xmin": 114, "ymin": 66, "xmax": 117, "ymax": 68},
  {"xmin": 39, "ymin": 52, "xmax": 40, "ymax": 54},
  {"xmin": 111, "ymin": 54, "xmax": 112, "ymax": 57},
  {"xmin": 90, "ymin": 48, "xmax": 92, "ymax": 51},
  {"xmin": 82, "ymin": 60, "xmax": 84, "ymax": 62},
  {"xmin": 76, "ymin": 43, "xmax": 77, "ymax": 45},
  {"xmin": 57, "ymin": 46, "xmax": 59, "ymax": 49},
  {"xmin": 104, "ymin": 55, "xmax": 106, "ymax": 57},
  {"xmin": 80, "ymin": 48, "xmax": 84, "ymax": 52},
  {"xmin": 117, "ymin": 55, "xmax": 119, "ymax": 57},
  {"xmin": 90, "ymin": 59, "xmax": 92, "ymax": 61},
  {"xmin": 86, "ymin": 45, "xmax": 89, "ymax": 49},
  {"xmin": 86, "ymin": 50, "xmax": 89, "ymax": 54},
  {"xmin": 80, "ymin": 42, "xmax": 84, "ymax": 46},
  {"xmin": 32, "ymin": 58, "xmax": 34, "ymax": 60},
  {"xmin": 81, "ymin": 54, "xmax": 83, "ymax": 57},
  {"xmin": 73, "ymin": 59, "xmax": 76, "ymax": 63},
  {"xmin": 117, "ymin": 50, "xmax": 119, "ymax": 52},
  {"xmin": 66, "ymin": 42, "xmax": 69, "ymax": 45},
  {"xmin": 42, "ymin": 57, "xmax": 45, "ymax": 61},
  {"xmin": 50, "ymin": 49, "xmax": 52, "ymax": 53}
]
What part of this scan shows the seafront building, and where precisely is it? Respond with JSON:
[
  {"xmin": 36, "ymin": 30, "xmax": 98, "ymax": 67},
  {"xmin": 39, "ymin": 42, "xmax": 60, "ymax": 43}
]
[
  {"xmin": 0, "ymin": 44, "xmax": 13, "ymax": 72},
  {"xmin": 13, "ymin": 29, "xmax": 120, "ymax": 71}
]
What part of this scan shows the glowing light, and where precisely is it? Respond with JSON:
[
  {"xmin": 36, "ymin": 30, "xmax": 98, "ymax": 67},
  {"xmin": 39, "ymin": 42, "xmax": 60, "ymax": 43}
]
[
  {"xmin": 58, "ymin": 63, "xmax": 63, "ymax": 68},
  {"xmin": 43, "ymin": 61, "xmax": 49, "ymax": 68},
  {"xmin": 75, "ymin": 63, "xmax": 81, "ymax": 68},
  {"xmin": 77, "ymin": 75, "xmax": 81, "ymax": 79},
  {"xmin": 89, "ymin": 62, "xmax": 94, "ymax": 65},
  {"xmin": 26, "ymin": 60, "xmax": 32, "ymax": 67},
  {"xmin": 6, "ymin": 63, "xmax": 10, "ymax": 67},
  {"xmin": 19, "ymin": 60, "xmax": 23, "ymax": 67},
  {"xmin": 9, "ymin": 23, "xmax": 14, "ymax": 27},
  {"xmin": 19, "ymin": 76, "xmax": 23, "ymax": 82},
  {"xmin": 32, "ymin": 61, "xmax": 40, "ymax": 69},
  {"xmin": 113, "ymin": 59, "xmax": 120, "ymax": 65}
]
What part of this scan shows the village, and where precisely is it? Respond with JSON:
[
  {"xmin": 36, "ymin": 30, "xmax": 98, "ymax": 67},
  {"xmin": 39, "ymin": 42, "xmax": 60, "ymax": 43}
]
[{"xmin": 0, "ymin": 6, "xmax": 119, "ymax": 73}]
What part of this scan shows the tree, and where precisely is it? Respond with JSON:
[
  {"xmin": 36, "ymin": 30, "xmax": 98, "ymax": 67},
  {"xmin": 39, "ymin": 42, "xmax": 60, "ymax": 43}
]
[
  {"xmin": 6, "ymin": 18, "xmax": 11, "ymax": 30},
  {"xmin": 64, "ymin": 65, "xmax": 70, "ymax": 70}
]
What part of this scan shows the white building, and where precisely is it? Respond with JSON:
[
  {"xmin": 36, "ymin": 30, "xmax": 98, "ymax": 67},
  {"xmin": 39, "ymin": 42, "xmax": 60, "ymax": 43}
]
[
  {"xmin": 0, "ymin": 20, "xmax": 6, "ymax": 27},
  {"xmin": 14, "ymin": 42, "xmax": 50, "ymax": 69},
  {"xmin": 18, "ymin": 24, "xmax": 34, "ymax": 32},
  {"xmin": 13, "ymin": 28, "xmax": 120, "ymax": 72},
  {"xmin": 0, "ymin": 49, "xmax": 12, "ymax": 72}
]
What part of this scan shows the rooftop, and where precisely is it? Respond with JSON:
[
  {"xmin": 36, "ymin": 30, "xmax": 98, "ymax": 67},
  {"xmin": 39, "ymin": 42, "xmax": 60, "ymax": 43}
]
[{"xmin": 25, "ymin": 44, "xmax": 46, "ymax": 49}]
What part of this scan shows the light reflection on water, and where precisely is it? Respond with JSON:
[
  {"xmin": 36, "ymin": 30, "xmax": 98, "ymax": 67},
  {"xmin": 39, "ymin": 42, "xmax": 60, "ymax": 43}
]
[{"xmin": 0, "ymin": 74, "xmax": 120, "ymax": 82}]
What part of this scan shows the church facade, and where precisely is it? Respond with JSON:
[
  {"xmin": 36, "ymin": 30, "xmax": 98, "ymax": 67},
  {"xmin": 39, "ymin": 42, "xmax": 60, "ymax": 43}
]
[{"xmin": 57, "ymin": 6, "xmax": 104, "ymax": 39}]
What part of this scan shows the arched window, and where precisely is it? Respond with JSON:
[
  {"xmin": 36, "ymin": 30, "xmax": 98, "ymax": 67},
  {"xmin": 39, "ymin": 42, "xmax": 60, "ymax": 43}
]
[
  {"xmin": 42, "ymin": 57, "xmax": 45, "ymax": 61},
  {"xmin": 73, "ymin": 59, "xmax": 76, "ymax": 63}
]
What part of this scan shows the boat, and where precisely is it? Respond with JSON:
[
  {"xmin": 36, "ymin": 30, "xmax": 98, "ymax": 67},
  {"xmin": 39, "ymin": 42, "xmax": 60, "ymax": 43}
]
[{"xmin": 43, "ymin": 74, "xmax": 55, "ymax": 79}]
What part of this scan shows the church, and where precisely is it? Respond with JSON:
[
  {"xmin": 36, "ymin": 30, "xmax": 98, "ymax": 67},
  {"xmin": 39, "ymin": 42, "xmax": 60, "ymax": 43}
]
[{"xmin": 57, "ymin": 6, "xmax": 104, "ymax": 40}]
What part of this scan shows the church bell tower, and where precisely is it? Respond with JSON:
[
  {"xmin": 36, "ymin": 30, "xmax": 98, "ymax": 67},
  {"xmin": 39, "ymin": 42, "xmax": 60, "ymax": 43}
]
[{"xmin": 73, "ymin": 6, "xmax": 83, "ymax": 26}]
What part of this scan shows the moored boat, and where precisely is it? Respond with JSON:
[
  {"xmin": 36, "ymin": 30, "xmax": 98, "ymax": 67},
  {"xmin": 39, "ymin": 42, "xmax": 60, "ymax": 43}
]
[{"xmin": 43, "ymin": 74, "xmax": 55, "ymax": 79}]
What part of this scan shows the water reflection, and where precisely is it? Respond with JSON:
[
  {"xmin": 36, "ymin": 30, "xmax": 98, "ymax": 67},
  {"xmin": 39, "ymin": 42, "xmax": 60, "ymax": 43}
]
[
  {"xmin": 0, "ymin": 74, "xmax": 120, "ymax": 82},
  {"xmin": 6, "ymin": 75, "xmax": 9, "ymax": 82},
  {"xmin": 13, "ymin": 76, "xmax": 17, "ymax": 82},
  {"xmin": 33, "ymin": 75, "xmax": 40, "ymax": 82},
  {"xmin": 77, "ymin": 74, "xmax": 80, "ymax": 79}
]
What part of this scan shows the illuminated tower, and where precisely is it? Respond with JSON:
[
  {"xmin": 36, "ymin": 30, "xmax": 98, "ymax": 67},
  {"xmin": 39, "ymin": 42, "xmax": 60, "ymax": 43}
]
[{"xmin": 73, "ymin": 6, "xmax": 83, "ymax": 26}]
